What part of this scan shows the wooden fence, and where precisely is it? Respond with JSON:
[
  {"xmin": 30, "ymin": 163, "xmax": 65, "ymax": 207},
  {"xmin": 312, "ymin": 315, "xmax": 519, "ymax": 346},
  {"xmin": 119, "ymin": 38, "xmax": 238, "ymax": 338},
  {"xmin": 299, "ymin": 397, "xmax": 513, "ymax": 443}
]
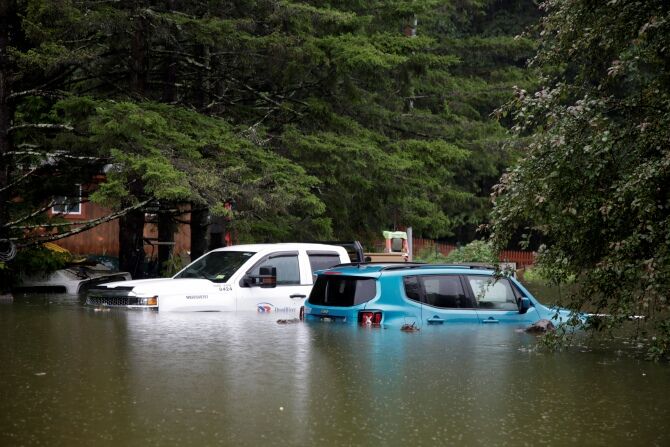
[{"xmin": 411, "ymin": 238, "xmax": 536, "ymax": 267}]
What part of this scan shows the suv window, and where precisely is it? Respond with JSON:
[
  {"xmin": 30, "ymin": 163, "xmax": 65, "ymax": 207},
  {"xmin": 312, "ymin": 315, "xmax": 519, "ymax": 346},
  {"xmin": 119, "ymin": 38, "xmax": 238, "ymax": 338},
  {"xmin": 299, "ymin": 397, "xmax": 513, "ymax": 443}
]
[
  {"xmin": 308, "ymin": 276, "xmax": 377, "ymax": 307},
  {"xmin": 307, "ymin": 251, "xmax": 342, "ymax": 276},
  {"xmin": 403, "ymin": 275, "xmax": 422, "ymax": 301},
  {"xmin": 467, "ymin": 276, "xmax": 518, "ymax": 310},
  {"xmin": 248, "ymin": 252, "xmax": 300, "ymax": 286},
  {"xmin": 403, "ymin": 275, "xmax": 473, "ymax": 308}
]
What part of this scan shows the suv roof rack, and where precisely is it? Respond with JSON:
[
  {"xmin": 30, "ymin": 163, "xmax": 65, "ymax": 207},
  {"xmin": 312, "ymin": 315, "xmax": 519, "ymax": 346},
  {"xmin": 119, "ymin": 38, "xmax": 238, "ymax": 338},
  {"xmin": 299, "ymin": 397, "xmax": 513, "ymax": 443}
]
[
  {"xmin": 327, "ymin": 262, "xmax": 499, "ymax": 272},
  {"xmin": 331, "ymin": 261, "xmax": 425, "ymax": 269},
  {"xmin": 437, "ymin": 263, "xmax": 497, "ymax": 270},
  {"xmin": 381, "ymin": 263, "xmax": 498, "ymax": 272}
]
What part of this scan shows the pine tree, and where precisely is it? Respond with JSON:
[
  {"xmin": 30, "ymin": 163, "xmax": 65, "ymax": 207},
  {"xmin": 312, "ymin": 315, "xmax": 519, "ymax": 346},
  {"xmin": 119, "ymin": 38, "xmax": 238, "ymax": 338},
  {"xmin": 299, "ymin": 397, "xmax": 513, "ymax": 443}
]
[{"xmin": 1, "ymin": 0, "xmax": 541, "ymax": 280}]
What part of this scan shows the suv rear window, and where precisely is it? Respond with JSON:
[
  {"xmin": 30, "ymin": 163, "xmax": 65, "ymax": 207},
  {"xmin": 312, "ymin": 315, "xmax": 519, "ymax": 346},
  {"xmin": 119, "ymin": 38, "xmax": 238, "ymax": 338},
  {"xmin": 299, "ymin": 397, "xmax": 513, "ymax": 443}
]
[{"xmin": 308, "ymin": 275, "xmax": 377, "ymax": 307}]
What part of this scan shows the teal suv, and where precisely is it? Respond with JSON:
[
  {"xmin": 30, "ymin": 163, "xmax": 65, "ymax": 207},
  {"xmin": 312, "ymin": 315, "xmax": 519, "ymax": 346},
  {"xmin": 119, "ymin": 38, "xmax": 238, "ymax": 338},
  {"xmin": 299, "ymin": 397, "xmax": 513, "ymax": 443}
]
[{"xmin": 303, "ymin": 263, "xmax": 575, "ymax": 327}]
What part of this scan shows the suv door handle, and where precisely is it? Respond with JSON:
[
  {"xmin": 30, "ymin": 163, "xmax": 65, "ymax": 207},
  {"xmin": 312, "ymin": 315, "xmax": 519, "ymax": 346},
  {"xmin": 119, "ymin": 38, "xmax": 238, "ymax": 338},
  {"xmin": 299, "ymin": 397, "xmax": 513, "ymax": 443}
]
[
  {"xmin": 290, "ymin": 294, "xmax": 307, "ymax": 299},
  {"xmin": 482, "ymin": 317, "xmax": 499, "ymax": 324},
  {"xmin": 427, "ymin": 316, "xmax": 444, "ymax": 325}
]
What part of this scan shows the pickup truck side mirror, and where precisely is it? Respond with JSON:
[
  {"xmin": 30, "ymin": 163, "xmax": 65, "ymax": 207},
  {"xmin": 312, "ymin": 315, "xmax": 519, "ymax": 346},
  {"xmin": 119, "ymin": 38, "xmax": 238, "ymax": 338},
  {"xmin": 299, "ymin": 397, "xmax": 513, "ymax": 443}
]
[
  {"xmin": 258, "ymin": 266, "xmax": 277, "ymax": 288},
  {"xmin": 241, "ymin": 266, "xmax": 277, "ymax": 288},
  {"xmin": 518, "ymin": 297, "xmax": 531, "ymax": 314}
]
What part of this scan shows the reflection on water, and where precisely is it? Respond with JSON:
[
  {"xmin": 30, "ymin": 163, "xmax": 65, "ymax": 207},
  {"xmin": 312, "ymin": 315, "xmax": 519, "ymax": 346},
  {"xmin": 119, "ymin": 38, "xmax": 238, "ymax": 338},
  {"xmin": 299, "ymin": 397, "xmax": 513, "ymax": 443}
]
[{"xmin": 1, "ymin": 294, "xmax": 668, "ymax": 446}]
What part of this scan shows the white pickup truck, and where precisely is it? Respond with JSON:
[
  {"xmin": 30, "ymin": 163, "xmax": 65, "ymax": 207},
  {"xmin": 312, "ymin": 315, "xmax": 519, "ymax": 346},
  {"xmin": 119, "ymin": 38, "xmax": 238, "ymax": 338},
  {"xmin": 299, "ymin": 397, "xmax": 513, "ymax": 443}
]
[{"xmin": 86, "ymin": 243, "xmax": 355, "ymax": 312}]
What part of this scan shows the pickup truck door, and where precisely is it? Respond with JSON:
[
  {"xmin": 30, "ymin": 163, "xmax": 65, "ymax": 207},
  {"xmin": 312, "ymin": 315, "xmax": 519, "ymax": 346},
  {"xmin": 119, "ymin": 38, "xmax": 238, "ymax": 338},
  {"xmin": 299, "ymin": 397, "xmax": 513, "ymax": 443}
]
[{"xmin": 236, "ymin": 251, "xmax": 312, "ymax": 313}]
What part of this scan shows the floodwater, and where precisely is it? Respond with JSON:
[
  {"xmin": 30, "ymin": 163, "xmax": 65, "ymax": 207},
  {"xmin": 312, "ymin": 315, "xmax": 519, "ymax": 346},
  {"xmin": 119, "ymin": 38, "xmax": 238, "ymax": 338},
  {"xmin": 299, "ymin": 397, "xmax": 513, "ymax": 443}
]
[{"xmin": 1, "ymin": 293, "xmax": 668, "ymax": 446}]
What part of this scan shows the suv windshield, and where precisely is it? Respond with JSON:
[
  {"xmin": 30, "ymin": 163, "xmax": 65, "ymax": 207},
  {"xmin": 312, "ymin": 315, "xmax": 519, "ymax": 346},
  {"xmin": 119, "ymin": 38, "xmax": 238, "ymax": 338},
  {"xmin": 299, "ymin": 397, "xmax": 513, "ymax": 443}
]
[
  {"xmin": 308, "ymin": 275, "xmax": 377, "ymax": 307},
  {"xmin": 174, "ymin": 251, "xmax": 256, "ymax": 283}
]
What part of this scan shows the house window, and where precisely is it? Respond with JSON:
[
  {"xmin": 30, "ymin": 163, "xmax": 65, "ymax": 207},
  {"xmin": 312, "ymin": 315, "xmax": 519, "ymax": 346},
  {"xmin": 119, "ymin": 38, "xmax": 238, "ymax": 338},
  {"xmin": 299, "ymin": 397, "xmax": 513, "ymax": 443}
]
[{"xmin": 52, "ymin": 185, "xmax": 82, "ymax": 215}]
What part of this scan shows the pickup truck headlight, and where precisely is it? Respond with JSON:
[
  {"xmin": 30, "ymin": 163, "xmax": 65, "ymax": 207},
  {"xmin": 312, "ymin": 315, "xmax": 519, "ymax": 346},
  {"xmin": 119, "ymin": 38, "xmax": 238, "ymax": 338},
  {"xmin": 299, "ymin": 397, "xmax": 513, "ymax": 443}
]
[{"xmin": 138, "ymin": 296, "xmax": 158, "ymax": 306}]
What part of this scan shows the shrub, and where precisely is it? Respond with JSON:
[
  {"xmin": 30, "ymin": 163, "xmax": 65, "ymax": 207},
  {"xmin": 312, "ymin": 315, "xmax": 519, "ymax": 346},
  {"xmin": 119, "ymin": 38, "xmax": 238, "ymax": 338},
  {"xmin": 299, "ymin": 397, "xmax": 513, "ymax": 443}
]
[{"xmin": 444, "ymin": 240, "xmax": 498, "ymax": 263}]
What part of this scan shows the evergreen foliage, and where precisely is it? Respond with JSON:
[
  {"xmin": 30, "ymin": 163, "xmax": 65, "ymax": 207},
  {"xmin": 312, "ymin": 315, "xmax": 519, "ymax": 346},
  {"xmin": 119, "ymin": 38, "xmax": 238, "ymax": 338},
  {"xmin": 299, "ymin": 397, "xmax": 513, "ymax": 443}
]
[
  {"xmin": 418, "ymin": 0, "xmax": 541, "ymax": 240},
  {"xmin": 0, "ymin": 0, "xmax": 539, "ymax": 280},
  {"xmin": 490, "ymin": 0, "xmax": 670, "ymax": 358}
]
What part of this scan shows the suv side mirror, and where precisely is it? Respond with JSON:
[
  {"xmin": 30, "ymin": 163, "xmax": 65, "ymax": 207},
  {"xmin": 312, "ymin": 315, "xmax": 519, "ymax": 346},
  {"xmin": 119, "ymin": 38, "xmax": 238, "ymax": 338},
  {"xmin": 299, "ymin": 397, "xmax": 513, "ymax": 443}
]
[
  {"xmin": 518, "ymin": 297, "xmax": 531, "ymax": 314},
  {"xmin": 258, "ymin": 266, "xmax": 277, "ymax": 288}
]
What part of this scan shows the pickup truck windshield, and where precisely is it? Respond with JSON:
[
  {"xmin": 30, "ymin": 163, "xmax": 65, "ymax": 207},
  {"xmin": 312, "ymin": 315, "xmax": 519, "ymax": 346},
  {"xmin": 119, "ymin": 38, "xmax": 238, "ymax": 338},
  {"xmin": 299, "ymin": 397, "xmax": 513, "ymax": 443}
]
[{"xmin": 174, "ymin": 251, "xmax": 256, "ymax": 283}]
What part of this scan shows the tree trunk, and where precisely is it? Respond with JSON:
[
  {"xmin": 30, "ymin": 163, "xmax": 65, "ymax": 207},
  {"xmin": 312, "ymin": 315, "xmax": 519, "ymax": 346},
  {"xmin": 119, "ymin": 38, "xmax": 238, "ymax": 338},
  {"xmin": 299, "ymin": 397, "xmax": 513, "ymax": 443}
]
[
  {"xmin": 119, "ymin": 209, "xmax": 145, "ymax": 278},
  {"xmin": 130, "ymin": 6, "xmax": 148, "ymax": 96},
  {"xmin": 212, "ymin": 54, "xmax": 226, "ymax": 116},
  {"xmin": 194, "ymin": 44, "xmax": 210, "ymax": 110},
  {"xmin": 190, "ymin": 206, "xmax": 209, "ymax": 261},
  {"xmin": 157, "ymin": 2, "xmax": 180, "ymax": 273},
  {"xmin": 157, "ymin": 209, "xmax": 175, "ymax": 275},
  {"xmin": 161, "ymin": 58, "xmax": 177, "ymax": 103},
  {"xmin": 208, "ymin": 215, "xmax": 225, "ymax": 251},
  {"xmin": 161, "ymin": 0, "xmax": 177, "ymax": 103},
  {"xmin": 0, "ymin": 1, "xmax": 13, "ymax": 240},
  {"xmin": 119, "ymin": 3, "xmax": 149, "ymax": 278}
]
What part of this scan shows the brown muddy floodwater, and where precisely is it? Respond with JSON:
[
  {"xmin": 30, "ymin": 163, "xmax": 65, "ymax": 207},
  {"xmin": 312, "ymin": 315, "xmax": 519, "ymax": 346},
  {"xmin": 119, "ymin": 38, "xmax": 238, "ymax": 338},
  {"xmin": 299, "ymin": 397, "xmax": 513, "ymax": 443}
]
[{"xmin": 1, "ymin": 292, "xmax": 668, "ymax": 446}]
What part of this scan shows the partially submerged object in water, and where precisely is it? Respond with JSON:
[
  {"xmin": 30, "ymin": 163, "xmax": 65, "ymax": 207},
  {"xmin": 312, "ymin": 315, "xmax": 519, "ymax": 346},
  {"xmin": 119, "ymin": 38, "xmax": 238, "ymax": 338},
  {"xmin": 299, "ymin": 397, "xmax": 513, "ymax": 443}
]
[
  {"xmin": 400, "ymin": 322, "xmax": 420, "ymax": 332},
  {"xmin": 524, "ymin": 319, "xmax": 555, "ymax": 334},
  {"xmin": 16, "ymin": 264, "xmax": 131, "ymax": 295},
  {"xmin": 277, "ymin": 318, "xmax": 301, "ymax": 324}
]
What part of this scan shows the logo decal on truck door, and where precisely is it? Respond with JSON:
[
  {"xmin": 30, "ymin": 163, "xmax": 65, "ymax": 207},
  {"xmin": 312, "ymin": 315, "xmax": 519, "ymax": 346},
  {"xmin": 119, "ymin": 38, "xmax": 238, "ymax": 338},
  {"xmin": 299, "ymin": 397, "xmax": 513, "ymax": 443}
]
[
  {"xmin": 258, "ymin": 303, "xmax": 274, "ymax": 313},
  {"xmin": 257, "ymin": 303, "xmax": 297, "ymax": 313}
]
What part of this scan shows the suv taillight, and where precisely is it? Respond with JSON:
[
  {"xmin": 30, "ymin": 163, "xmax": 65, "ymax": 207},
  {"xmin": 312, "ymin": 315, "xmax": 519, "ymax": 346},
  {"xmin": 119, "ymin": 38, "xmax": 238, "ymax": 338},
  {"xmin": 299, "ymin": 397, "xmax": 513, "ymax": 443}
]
[{"xmin": 358, "ymin": 311, "xmax": 382, "ymax": 327}]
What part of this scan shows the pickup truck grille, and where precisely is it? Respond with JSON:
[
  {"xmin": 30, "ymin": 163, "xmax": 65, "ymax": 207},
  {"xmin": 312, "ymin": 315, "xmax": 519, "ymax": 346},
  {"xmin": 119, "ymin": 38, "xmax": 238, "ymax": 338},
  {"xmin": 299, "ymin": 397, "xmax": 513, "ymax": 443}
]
[
  {"xmin": 86, "ymin": 286, "xmax": 153, "ymax": 308},
  {"xmin": 86, "ymin": 295, "xmax": 144, "ymax": 306}
]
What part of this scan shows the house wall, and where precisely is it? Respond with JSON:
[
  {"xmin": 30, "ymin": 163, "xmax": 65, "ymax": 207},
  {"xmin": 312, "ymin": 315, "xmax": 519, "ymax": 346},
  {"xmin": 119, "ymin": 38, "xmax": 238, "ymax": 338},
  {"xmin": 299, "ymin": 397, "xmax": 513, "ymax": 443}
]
[{"xmin": 53, "ymin": 200, "xmax": 191, "ymax": 258}]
